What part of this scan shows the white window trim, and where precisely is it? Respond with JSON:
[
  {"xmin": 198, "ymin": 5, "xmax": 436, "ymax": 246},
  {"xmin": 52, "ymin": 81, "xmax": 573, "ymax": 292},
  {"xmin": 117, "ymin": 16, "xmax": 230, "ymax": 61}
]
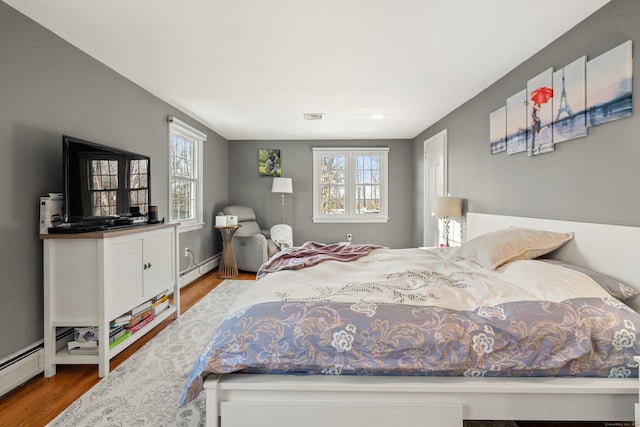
[
  {"xmin": 312, "ymin": 147, "xmax": 389, "ymax": 223},
  {"xmin": 168, "ymin": 116, "xmax": 206, "ymax": 233}
]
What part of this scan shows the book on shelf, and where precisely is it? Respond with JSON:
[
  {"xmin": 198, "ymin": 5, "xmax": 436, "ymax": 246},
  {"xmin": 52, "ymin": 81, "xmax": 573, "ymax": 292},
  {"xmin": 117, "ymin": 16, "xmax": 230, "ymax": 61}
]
[
  {"xmin": 110, "ymin": 314, "xmax": 132, "ymax": 328},
  {"xmin": 109, "ymin": 325, "xmax": 124, "ymax": 337},
  {"xmin": 109, "ymin": 331, "xmax": 131, "ymax": 349},
  {"xmin": 129, "ymin": 309, "xmax": 153, "ymax": 327},
  {"xmin": 151, "ymin": 295, "xmax": 168, "ymax": 308},
  {"xmin": 125, "ymin": 313, "xmax": 154, "ymax": 334},
  {"xmin": 68, "ymin": 340, "xmax": 99, "ymax": 355},
  {"xmin": 109, "ymin": 329, "xmax": 128, "ymax": 343},
  {"xmin": 152, "ymin": 289, "xmax": 168, "ymax": 302},
  {"xmin": 131, "ymin": 299, "xmax": 152, "ymax": 316},
  {"xmin": 152, "ymin": 299, "xmax": 170, "ymax": 316}
]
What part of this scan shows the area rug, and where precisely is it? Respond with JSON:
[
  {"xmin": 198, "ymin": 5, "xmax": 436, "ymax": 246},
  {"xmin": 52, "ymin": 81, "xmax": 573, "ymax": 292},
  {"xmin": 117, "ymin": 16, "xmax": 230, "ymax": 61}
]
[
  {"xmin": 47, "ymin": 279, "xmax": 521, "ymax": 427},
  {"xmin": 47, "ymin": 279, "xmax": 254, "ymax": 427}
]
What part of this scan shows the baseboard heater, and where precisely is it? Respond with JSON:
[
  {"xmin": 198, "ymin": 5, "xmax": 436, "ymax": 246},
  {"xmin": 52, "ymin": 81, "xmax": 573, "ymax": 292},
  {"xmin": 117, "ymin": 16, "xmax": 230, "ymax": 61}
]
[
  {"xmin": 179, "ymin": 254, "xmax": 220, "ymax": 288},
  {"xmin": 0, "ymin": 328, "xmax": 72, "ymax": 398}
]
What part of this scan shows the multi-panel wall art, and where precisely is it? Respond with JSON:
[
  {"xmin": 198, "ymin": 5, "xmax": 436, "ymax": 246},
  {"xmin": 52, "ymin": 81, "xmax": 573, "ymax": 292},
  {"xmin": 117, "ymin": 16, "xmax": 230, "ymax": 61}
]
[{"xmin": 490, "ymin": 40, "xmax": 632, "ymax": 156}]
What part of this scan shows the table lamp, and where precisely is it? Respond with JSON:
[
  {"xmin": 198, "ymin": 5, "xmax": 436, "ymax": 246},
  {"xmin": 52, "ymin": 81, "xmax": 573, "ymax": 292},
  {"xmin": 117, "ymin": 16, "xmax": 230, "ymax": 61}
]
[{"xmin": 433, "ymin": 196, "xmax": 462, "ymax": 247}]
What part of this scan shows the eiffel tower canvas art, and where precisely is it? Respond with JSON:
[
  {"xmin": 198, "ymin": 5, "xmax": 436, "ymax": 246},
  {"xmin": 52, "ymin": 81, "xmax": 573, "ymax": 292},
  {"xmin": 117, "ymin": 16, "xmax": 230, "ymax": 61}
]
[
  {"xmin": 490, "ymin": 40, "xmax": 632, "ymax": 158},
  {"xmin": 552, "ymin": 56, "xmax": 587, "ymax": 144}
]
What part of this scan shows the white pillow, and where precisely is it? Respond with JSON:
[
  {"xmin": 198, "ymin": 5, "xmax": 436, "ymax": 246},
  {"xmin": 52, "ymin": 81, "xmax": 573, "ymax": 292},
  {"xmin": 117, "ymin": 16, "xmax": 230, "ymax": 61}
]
[{"xmin": 454, "ymin": 227, "xmax": 574, "ymax": 269}]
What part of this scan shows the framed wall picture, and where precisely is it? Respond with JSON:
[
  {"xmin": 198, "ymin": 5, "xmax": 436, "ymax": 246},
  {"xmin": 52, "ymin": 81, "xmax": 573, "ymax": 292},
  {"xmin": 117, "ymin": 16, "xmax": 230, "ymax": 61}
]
[{"xmin": 258, "ymin": 149, "xmax": 281, "ymax": 176}]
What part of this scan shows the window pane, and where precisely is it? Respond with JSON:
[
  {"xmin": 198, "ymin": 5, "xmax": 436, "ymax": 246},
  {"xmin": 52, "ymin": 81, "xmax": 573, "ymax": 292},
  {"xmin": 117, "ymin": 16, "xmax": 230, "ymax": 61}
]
[
  {"xmin": 320, "ymin": 155, "xmax": 345, "ymax": 215},
  {"xmin": 355, "ymin": 155, "xmax": 381, "ymax": 215},
  {"xmin": 170, "ymin": 134, "xmax": 194, "ymax": 179},
  {"xmin": 171, "ymin": 178, "xmax": 195, "ymax": 221},
  {"xmin": 320, "ymin": 155, "xmax": 345, "ymax": 184}
]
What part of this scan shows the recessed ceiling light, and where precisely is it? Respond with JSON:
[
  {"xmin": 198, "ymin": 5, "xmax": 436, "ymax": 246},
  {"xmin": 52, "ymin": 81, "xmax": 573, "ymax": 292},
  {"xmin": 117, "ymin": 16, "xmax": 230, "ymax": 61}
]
[
  {"xmin": 303, "ymin": 113, "xmax": 325, "ymax": 121},
  {"xmin": 371, "ymin": 114, "xmax": 386, "ymax": 119}
]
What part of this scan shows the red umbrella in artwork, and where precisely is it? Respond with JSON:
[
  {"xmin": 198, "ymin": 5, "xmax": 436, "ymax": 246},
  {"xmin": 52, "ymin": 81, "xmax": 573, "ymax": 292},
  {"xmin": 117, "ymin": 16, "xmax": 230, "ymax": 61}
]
[{"xmin": 530, "ymin": 86, "xmax": 554, "ymax": 104}]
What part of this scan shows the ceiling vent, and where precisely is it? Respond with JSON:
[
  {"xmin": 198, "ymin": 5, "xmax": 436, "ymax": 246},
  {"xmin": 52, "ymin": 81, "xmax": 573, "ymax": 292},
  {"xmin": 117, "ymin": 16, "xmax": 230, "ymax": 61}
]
[{"xmin": 303, "ymin": 113, "xmax": 325, "ymax": 121}]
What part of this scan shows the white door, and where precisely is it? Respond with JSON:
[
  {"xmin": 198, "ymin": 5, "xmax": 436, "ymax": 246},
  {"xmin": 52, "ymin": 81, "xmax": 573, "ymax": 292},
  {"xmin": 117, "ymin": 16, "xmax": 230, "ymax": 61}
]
[{"xmin": 423, "ymin": 129, "xmax": 447, "ymax": 247}]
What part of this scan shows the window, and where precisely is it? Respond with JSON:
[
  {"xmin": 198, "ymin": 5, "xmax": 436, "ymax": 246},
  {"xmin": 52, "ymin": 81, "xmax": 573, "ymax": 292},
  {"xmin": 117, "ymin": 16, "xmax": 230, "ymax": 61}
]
[
  {"xmin": 312, "ymin": 147, "xmax": 389, "ymax": 223},
  {"xmin": 169, "ymin": 117, "xmax": 206, "ymax": 232}
]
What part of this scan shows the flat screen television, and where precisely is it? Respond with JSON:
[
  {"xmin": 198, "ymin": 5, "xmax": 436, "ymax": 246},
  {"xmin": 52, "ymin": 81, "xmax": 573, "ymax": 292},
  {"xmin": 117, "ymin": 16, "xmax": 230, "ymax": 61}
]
[{"xmin": 63, "ymin": 135, "xmax": 151, "ymax": 224}]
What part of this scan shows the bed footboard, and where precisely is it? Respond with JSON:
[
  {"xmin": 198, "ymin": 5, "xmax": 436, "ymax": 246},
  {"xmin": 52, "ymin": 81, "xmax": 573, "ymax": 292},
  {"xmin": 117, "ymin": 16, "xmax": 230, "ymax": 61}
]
[{"xmin": 203, "ymin": 375, "xmax": 638, "ymax": 427}]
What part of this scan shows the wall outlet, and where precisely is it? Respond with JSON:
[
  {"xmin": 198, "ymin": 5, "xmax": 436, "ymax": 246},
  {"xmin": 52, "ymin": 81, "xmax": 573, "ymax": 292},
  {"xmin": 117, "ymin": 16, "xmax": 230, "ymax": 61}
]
[
  {"xmin": 346, "ymin": 233, "xmax": 352, "ymax": 242},
  {"xmin": 184, "ymin": 247, "xmax": 190, "ymax": 258}
]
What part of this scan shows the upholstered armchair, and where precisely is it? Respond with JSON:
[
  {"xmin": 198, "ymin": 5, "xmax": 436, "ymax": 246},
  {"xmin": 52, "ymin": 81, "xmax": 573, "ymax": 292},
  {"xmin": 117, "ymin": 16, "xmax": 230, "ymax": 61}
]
[{"xmin": 219, "ymin": 206, "xmax": 292, "ymax": 273}]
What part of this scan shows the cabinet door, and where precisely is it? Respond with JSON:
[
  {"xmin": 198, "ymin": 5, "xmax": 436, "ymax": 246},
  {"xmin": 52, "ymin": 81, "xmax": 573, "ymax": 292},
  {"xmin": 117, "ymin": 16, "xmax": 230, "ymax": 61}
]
[
  {"xmin": 105, "ymin": 237, "xmax": 144, "ymax": 320},
  {"xmin": 143, "ymin": 229, "xmax": 174, "ymax": 299}
]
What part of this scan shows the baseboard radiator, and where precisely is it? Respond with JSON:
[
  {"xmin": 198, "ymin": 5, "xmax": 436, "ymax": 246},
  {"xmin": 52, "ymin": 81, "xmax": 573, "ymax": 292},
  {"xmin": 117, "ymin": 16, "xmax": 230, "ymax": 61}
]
[
  {"xmin": 0, "ymin": 345, "xmax": 43, "ymax": 398},
  {"xmin": 0, "ymin": 328, "xmax": 72, "ymax": 398},
  {"xmin": 179, "ymin": 254, "xmax": 220, "ymax": 288}
]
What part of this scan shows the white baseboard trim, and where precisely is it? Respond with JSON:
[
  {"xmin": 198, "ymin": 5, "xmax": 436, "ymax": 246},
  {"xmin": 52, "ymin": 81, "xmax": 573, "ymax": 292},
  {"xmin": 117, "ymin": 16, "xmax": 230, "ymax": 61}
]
[{"xmin": 179, "ymin": 254, "xmax": 220, "ymax": 288}]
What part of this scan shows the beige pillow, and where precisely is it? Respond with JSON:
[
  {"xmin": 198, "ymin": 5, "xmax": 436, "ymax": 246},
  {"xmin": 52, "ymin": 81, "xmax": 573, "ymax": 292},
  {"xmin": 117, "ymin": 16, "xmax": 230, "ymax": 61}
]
[{"xmin": 454, "ymin": 227, "xmax": 574, "ymax": 269}]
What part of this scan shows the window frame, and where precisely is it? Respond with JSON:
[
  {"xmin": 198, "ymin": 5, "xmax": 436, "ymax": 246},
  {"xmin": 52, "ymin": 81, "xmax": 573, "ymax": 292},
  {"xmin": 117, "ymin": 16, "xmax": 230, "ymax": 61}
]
[
  {"xmin": 168, "ymin": 116, "xmax": 206, "ymax": 233},
  {"xmin": 312, "ymin": 147, "xmax": 389, "ymax": 223}
]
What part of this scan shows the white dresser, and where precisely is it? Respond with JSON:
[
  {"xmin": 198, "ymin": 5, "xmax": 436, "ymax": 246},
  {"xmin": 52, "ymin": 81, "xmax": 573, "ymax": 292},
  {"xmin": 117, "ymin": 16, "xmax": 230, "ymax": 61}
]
[{"xmin": 41, "ymin": 223, "xmax": 180, "ymax": 377}]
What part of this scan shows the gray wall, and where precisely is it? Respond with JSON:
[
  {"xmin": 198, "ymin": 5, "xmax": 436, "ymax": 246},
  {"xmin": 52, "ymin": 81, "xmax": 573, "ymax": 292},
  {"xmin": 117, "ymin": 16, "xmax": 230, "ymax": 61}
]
[
  {"xmin": 228, "ymin": 139, "xmax": 414, "ymax": 248},
  {"xmin": 412, "ymin": 0, "xmax": 639, "ymax": 247},
  {"xmin": 0, "ymin": 3, "xmax": 228, "ymax": 360}
]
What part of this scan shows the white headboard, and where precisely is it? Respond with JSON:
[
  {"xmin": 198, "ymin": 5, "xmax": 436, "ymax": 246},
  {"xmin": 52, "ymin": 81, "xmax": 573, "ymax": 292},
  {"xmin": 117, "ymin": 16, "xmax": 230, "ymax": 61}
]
[{"xmin": 467, "ymin": 213, "xmax": 640, "ymax": 296}]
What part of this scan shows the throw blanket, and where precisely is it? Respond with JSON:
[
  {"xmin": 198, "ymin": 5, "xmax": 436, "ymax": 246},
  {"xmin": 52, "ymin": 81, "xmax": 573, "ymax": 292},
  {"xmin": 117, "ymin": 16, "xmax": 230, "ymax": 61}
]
[{"xmin": 256, "ymin": 241, "xmax": 384, "ymax": 279}]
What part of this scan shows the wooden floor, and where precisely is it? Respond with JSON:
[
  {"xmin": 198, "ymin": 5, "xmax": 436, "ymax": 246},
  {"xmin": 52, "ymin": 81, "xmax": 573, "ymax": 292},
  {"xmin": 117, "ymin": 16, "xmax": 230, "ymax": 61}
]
[{"xmin": 0, "ymin": 270, "xmax": 255, "ymax": 427}]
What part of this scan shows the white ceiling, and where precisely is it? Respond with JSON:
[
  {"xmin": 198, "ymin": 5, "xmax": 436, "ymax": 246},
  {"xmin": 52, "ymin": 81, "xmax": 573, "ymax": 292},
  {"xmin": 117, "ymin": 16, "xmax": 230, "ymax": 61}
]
[{"xmin": 4, "ymin": 0, "xmax": 611, "ymax": 140}]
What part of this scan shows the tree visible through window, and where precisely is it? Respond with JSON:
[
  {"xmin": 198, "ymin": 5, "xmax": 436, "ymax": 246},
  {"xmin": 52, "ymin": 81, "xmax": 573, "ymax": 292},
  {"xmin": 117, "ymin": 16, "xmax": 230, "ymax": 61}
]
[
  {"xmin": 169, "ymin": 117, "xmax": 206, "ymax": 231},
  {"xmin": 320, "ymin": 155, "xmax": 346, "ymax": 215},
  {"xmin": 313, "ymin": 147, "xmax": 389, "ymax": 223},
  {"xmin": 355, "ymin": 154, "xmax": 381, "ymax": 215},
  {"xmin": 170, "ymin": 133, "xmax": 195, "ymax": 220}
]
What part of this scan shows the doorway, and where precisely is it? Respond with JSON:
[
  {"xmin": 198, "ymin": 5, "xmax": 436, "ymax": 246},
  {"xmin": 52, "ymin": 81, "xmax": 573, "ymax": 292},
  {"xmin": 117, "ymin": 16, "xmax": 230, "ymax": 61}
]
[{"xmin": 423, "ymin": 129, "xmax": 447, "ymax": 247}]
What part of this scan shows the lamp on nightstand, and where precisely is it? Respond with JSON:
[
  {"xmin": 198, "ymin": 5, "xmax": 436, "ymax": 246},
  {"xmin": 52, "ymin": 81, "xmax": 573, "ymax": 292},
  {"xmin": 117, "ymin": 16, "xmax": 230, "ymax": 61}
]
[
  {"xmin": 272, "ymin": 177, "xmax": 293, "ymax": 224},
  {"xmin": 433, "ymin": 196, "xmax": 462, "ymax": 247}
]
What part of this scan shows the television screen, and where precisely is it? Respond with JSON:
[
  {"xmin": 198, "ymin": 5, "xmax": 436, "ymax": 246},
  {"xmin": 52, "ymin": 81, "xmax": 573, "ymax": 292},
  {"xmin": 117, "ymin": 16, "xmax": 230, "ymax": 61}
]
[{"xmin": 63, "ymin": 135, "xmax": 151, "ymax": 223}]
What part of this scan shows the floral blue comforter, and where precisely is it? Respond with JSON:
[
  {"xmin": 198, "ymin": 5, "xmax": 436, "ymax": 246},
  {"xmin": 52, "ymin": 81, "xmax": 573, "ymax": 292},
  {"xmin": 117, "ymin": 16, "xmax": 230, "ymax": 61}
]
[{"xmin": 179, "ymin": 248, "xmax": 640, "ymax": 406}]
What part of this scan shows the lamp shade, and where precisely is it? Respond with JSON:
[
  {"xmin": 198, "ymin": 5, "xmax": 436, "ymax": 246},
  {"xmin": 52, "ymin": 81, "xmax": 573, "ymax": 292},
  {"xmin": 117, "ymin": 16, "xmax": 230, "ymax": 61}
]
[
  {"xmin": 433, "ymin": 196, "xmax": 461, "ymax": 218},
  {"xmin": 272, "ymin": 177, "xmax": 293, "ymax": 193}
]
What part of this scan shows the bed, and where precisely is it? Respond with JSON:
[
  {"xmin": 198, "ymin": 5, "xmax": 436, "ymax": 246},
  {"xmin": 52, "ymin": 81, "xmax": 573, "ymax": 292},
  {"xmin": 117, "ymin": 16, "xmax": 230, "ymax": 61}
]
[{"xmin": 182, "ymin": 213, "xmax": 640, "ymax": 427}]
